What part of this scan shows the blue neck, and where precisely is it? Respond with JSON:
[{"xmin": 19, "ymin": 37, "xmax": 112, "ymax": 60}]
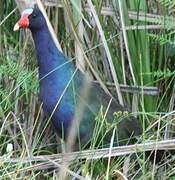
[{"xmin": 31, "ymin": 26, "xmax": 72, "ymax": 79}]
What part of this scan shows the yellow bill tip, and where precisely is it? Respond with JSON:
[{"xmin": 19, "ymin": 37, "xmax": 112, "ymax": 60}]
[{"xmin": 13, "ymin": 23, "xmax": 20, "ymax": 31}]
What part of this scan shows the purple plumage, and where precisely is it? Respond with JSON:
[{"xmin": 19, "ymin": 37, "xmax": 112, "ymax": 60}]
[{"xmin": 14, "ymin": 7, "xmax": 142, "ymax": 148}]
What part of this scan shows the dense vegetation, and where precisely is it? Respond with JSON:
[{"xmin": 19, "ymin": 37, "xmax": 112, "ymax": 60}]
[{"xmin": 0, "ymin": 0, "xmax": 175, "ymax": 179}]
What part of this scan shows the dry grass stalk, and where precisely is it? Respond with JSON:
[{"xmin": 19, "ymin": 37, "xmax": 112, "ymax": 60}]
[
  {"xmin": 87, "ymin": 0, "xmax": 123, "ymax": 105},
  {"xmin": 58, "ymin": 76, "xmax": 91, "ymax": 179},
  {"xmin": 36, "ymin": 0, "xmax": 62, "ymax": 52},
  {"xmin": 72, "ymin": 0, "xmax": 85, "ymax": 72},
  {"xmin": 2, "ymin": 139, "xmax": 175, "ymax": 164}
]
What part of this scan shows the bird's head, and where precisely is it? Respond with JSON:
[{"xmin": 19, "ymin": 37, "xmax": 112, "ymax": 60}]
[{"xmin": 13, "ymin": 7, "xmax": 46, "ymax": 31}]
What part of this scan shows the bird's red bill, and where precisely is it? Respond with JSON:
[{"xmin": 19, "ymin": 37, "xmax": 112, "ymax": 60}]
[
  {"xmin": 13, "ymin": 8, "xmax": 34, "ymax": 31},
  {"xmin": 17, "ymin": 15, "xmax": 30, "ymax": 28}
]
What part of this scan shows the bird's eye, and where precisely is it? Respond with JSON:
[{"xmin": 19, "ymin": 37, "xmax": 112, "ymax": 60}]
[{"xmin": 32, "ymin": 14, "xmax": 36, "ymax": 18}]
